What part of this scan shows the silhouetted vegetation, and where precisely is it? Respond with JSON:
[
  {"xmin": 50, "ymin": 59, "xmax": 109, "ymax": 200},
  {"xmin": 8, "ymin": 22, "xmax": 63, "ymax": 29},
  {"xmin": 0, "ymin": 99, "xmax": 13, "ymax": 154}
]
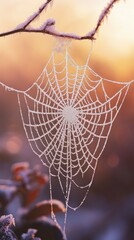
[{"xmin": 0, "ymin": 162, "xmax": 66, "ymax": 240}]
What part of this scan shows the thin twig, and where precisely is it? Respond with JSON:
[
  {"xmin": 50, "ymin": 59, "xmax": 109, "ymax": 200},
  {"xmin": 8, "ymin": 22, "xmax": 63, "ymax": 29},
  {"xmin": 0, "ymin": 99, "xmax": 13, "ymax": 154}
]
[
  {"xmin": 0, "ymin": 0, "xmax": 121, "ymax": 40},
  {"xmin": 82, "ymin": 0, "xmax": 120, "ymax": 39}
]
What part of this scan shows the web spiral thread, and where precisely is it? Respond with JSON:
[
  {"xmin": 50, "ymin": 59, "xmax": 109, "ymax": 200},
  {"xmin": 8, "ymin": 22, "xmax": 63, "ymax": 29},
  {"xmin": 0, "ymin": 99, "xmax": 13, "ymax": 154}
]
[{"xmin": 0, "ymin": 50, "xmax": 132, "ymax": 229}]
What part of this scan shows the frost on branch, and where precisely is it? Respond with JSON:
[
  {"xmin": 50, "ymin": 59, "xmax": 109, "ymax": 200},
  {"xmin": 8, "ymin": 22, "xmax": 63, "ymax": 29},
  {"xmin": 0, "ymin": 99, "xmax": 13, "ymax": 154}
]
[
  {"xmin": 0, "ymin": 0, "xmax": 121, "ymax": 40},
  {"xmin": 84, "ymin": 0, "xmax": 120, "ymax": 39},
  {"xmin": 15, "ymin": 13, "xmax": 38, "ymax": 30},
  {"xmin": 85, "ymin": 29, "xmax": 96, "ymax": 39},
  {"xmin": 38, "ymin": 18, "xmax": 55, "ymax": 31}
]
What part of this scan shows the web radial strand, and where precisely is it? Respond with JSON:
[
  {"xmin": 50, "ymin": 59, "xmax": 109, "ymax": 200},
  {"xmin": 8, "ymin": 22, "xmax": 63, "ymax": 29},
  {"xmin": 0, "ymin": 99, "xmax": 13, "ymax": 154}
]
[{"xmin": 17, "ymin": 50, "xmax": 131, "ymax": 215}]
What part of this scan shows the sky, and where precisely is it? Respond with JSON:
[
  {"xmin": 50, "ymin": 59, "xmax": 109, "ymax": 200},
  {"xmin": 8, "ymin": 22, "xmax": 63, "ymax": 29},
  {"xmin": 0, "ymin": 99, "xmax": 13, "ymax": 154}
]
[{"xmin": 0, "ymin": 0, "xmax": 134, "ymax": 90}]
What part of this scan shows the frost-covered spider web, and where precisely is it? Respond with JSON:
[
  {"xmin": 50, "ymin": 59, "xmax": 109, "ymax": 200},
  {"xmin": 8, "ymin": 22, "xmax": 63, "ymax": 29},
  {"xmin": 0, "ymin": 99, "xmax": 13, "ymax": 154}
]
[
  {"xmin": 16, "ymin": 49, "xmax": 131, "ymax": 212},
  {"xmin": 0, "ymin": 49, "xmax": 132, "ymax": 227}
]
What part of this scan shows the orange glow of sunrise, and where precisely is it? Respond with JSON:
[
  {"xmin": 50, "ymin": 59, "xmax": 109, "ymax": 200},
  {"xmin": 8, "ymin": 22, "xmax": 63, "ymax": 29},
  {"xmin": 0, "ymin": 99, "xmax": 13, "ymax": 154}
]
[{"xmin": 0, "ymin": 0, "xmax": 133, "ymax": 90}]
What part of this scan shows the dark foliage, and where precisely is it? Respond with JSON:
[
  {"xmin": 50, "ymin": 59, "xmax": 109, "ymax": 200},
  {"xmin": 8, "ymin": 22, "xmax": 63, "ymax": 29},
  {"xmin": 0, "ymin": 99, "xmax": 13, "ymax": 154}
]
[{"xmin": 0, "ymin": 163, "xmax": 66, "ymax": 240}]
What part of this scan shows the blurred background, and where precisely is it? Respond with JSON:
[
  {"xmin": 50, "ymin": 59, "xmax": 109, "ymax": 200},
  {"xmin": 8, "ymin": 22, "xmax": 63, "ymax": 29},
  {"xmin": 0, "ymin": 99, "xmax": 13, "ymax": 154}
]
[{"xmin": 0, "ymin": 0, "xmax": 134, "ymax": 239}]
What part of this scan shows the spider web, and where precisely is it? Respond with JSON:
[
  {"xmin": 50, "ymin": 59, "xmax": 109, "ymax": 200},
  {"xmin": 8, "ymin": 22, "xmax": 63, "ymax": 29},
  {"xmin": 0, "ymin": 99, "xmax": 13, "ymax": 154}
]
[
  {"xmin": 0, "ymin": 48, "xmax": 132, "ymax": 228},
  {"xmin": 7, "ymin": 49, "xmax": 131, "ymax": 225}
]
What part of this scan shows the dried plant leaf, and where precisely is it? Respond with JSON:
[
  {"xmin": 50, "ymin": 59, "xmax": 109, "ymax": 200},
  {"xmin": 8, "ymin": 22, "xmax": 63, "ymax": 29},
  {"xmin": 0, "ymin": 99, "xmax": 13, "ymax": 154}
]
[
  {"xmin": 0, "ymin": 163, "xmax": 44, "ymax": 208},
  {"xmin": 24, "ymin": 200, "xmax": 66, "ymax": 220},
  {"xmin": 11, "ymin": 162, "xmax": 48, "ymax": 206},
  {"xmin": 17, "ymin": 218, "xmax": 66, "ymax": 240},
  {"xmin": 12, "ymin": 163, "xmax": 48, "ymax": 189},
  {"xmin": 12, "ymin": 162, "xmax": 29, "ymax": 181}
]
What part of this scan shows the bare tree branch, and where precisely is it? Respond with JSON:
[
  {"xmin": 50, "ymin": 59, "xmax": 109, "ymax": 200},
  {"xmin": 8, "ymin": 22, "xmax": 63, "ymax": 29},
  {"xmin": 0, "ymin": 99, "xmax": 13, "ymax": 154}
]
[
  {"xmin": 82, "ymin": 0, "xmax": 120, "ymax": 39},
  {"xmin": 0, "ymin": 0, "xmax": 120, "ymax": 40}
]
